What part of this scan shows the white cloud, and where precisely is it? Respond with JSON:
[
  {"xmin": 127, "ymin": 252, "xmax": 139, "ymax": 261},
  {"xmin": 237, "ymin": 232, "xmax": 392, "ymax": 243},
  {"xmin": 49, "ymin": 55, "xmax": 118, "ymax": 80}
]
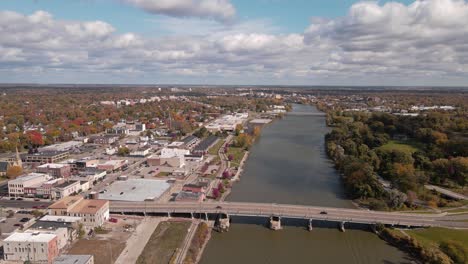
[
  {"xmin": 1, "ymin": 0, "xmax": 468, "ymax": 85},
  {"xmin": 303, "ymin": 0, "xmax": 468, "ymax": 81},
  {"xmin": 124, "ymin": 0, "xmax": 236, "ymax": 22}
]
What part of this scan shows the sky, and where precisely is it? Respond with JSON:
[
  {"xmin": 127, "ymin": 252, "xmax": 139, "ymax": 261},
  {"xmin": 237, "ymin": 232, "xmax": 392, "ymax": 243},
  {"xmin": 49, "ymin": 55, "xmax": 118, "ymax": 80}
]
[{"xmin": 0, "ymin": 0, "xmax": 467, "ymax": 86}]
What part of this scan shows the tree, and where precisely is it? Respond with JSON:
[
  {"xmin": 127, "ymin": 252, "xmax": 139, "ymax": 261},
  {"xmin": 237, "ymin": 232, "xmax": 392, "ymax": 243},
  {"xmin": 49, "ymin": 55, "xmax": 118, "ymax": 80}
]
[
  {"xmin": 235, "ymin": 124, "xmax": 243, "ymax": 136},
  {"xmin": 212, "ymin": 188, "xmax": 220, "ymax": 199},
  {"xmin": 386, "ymin": 189, "xmax": 407, "ymax": 209},
  {"xmin": 252, "ymin": 126, "xmax": 261, "ymax": 137},
  {"xmin": 222, "ymin": 170, "xmax": 231, "ymax": 179},
  {"xmin": 6, "ymin": 165, "xmax": 22, "ymax": 179},
  {"xmin": 117, "ymin": 147, "xmax": 130, "ymax": 156},
  {"xmin": 193, "ymin": 126, "xmax": 208, "ymax": 138},
  {"xmin": 25, "ymin": 130, "xmax": 44, "ymax": 147}
]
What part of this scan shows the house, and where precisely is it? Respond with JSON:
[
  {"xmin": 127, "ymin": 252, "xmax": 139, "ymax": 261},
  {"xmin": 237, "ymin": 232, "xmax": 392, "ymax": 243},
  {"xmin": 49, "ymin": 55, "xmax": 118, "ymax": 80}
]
[
  {"xmin": 8, "ymin": 173, "xmax": 51, "ymax": 197},
  {"xmin": 54, "ymin": 255, "xmax": 94, "ymax": 264},
  {"xmin": 3, "ymin": 232, "xmax": 59, "ymax": 263},
  {"xmin": 37, "ymin": 163, "xmax": 71, "ymax": 178},
  {"xmin": 48, "ymin": 196, "xmax": 109, "ymax": 230}
]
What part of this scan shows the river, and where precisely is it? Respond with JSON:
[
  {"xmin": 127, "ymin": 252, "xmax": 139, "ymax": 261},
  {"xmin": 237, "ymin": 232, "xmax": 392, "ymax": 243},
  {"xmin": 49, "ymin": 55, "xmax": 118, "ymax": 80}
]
[{"xmin": 199, "ymin": 104, "xmax": 411, "ymax": 264}]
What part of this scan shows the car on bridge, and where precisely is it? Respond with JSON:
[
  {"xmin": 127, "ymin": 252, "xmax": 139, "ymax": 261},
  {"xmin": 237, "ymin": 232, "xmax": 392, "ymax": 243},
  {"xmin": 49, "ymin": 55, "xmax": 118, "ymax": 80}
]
[{"xmin": 320, "ymin": 211, "xmax": 328, "ymax": 215}]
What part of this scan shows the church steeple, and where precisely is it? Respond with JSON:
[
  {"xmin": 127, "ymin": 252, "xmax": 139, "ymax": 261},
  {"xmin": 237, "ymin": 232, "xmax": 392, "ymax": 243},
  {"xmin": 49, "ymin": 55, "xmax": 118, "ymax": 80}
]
[{"xmin": 14, "ymin": 146, "xmax": 22, "ymax": 168}]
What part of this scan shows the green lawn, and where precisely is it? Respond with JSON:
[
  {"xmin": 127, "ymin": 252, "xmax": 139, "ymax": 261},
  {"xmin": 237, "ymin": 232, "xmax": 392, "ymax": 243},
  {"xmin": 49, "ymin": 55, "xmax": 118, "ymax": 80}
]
[
  {"xmin": 227, "ymin": 147, "xmax": 246, "ymax": 167},
  {"xmin": 208, "ymin": 139, "xmax": 224, "ymax": 156},
  {"xmin": 378, "ymin": 140, "xmax": 419, "ymax": 154},
  {"xmin": 406, "ymin": 227, "xmax": 468, "ymax": 256},
  {"xmin": 137, "ymin": 221, "xmax": 191, "ymax": 264},
  {"xmin": 157, "ymin": 171, "xmax": 171, "ymax": 177}
]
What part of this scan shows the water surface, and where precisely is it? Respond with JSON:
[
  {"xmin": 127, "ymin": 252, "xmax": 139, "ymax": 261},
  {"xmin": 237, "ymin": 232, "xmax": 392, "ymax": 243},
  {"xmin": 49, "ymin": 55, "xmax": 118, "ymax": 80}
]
[{"xmin": 200, "ymin": 104, "xmax": 410, "ymax": 264}]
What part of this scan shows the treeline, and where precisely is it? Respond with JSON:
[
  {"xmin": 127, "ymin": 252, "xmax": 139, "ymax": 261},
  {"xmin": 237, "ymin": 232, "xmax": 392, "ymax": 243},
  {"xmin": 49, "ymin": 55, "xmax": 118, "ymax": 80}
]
[{"xmin": 326, "ymin": 111, "xmax": 468, "ymax": 210}]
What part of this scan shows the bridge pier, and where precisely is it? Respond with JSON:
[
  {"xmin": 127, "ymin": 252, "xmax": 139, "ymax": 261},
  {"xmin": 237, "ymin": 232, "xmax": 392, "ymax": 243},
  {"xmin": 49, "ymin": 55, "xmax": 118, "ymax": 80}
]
[
  {"xmin": 190, "ymin": 212, "xmax": 194, "ymax": 219},
  {"xmin": 167, "ymin": 212, "xmax": 171, "ymax": 218},
  {"xmin": 339, "ymin": 221, "xmax": 346, "ymax": 232},
  {"xmin": 308, "ymin": 219, "xmax": 313, "ymax": 231},
  {"xmin": 217, "ymin": 213, "xmax": 230, "ymax": 232},
  {"xmin": 204, "ymin": 212, "xmax": 208, "ymax": 221},
  {"xmin": 269, "ymin": 216, "xmax": 282, "ymax": 231}
]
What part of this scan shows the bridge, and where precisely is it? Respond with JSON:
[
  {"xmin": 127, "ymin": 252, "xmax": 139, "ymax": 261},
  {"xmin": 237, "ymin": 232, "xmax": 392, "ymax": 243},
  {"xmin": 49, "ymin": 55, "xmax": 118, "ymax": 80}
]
[
  {"xmin": 287, "ymin": 112, "xmax": 326, "ymax": 117},
  {"xmin": 109, "ymin": 201, "xmax": 468, "ymax": 229}
]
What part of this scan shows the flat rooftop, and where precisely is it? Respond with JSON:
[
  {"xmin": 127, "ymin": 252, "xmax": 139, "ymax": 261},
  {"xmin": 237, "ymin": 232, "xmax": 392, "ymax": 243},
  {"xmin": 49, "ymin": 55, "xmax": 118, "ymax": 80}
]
[
  {"xmin": 99, "ymin": 179, "xmax": 171, "ymax": 202},
  {"xmin": 5, "ymin": 232, "xmax": 56, "ymax": 243},
  {"xmin": 9, "ymin": 173, "xmax": 49, "ymax": 183},
  {"xmin": 53, "ymin": 255, "xmax": 93, "ymax": 264},
  {"xmin": 38, "ymin": 163, "xmax": 69, "ymax": 169}
]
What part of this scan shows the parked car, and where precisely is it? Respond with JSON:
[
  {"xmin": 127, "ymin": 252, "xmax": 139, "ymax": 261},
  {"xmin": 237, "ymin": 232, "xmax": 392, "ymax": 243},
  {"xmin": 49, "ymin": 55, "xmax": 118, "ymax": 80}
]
[{"xmin": 109, "ymin": 218, "xmax": 118, "ymax": 223}]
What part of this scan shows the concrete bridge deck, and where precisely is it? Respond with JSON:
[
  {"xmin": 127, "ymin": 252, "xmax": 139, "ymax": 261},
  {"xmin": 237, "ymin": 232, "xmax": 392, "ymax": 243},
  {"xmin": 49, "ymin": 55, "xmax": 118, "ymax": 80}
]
[{"xmin": 110, "ymin": 201, "xmax": 468, "ymax": 229}]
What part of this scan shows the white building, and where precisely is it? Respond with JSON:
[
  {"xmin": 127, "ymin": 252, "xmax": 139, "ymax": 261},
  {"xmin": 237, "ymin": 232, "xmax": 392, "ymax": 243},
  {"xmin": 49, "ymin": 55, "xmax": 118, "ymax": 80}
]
[
  {"xmin": 52, "ymin": 181, "xmax": 81, "ymax": 199},
  {"xmin": 205, "ymin": 113, "xmax": 249, "ymax": 132},
  {"xmin": 129, "ymin": 147, "xmax": 151, "ymax": 157},
  {"xmin": 147, "ymin": 148, "xmax": 189, "ymax": 168},
  {"xmin": 3, "ymin": 232, "xmax": 59, "ymax": 263},
  {"xmin": 8, "ymin": 173, "xmax": 51, "ymax": 197}
]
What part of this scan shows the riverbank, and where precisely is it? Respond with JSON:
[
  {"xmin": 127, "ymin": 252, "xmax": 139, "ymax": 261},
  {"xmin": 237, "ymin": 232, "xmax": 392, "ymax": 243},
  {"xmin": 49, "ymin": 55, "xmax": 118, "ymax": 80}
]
[{"xmin": 378, "ymin": 228, "xmax": 453, "ymax": 264}]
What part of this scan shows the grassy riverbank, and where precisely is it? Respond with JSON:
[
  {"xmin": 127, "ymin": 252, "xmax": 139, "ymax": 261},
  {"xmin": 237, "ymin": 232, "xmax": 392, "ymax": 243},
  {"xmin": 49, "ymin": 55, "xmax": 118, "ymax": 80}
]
[
  {"xmin": 379, "ymin": 227, "xmax": 468, "ymax": 264},
  {"xmin": 137, "ymin": 221, "xmax": 191, "ymax": 264},
  {"xmin": 183, "ymin": 222, "xmax": 211, "ymax": 264}
]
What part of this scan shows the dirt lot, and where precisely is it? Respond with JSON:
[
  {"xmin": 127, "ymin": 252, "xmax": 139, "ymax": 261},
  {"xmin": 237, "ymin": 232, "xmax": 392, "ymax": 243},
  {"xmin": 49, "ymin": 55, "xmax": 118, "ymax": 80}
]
[
  {"xmin": 68, "ymin": 239, "xmax": 126, "ymax": 264},
  {"xmin": 67, "ymin": 216, "xmax": 140, "ymax": 264}
]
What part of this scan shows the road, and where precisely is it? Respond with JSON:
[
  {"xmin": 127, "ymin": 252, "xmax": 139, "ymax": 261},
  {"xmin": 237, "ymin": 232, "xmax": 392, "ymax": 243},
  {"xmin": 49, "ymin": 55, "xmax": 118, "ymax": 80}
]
[
  {"xmin": 0, "ymin": 199, "xmax": 52, "ymax": 209},
  {"xmin": 425, "ymin": 185, "xmax": 468, "ymax": 200},
  {"xmin": 109, "ymin": 201, "xmax": 468, "ymax": 229}
]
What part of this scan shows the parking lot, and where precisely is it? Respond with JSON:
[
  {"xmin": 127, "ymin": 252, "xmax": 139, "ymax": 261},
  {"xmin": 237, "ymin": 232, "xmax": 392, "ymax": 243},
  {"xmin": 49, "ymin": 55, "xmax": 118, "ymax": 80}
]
[{"xmin": 0, "ymin": 212, "xmax": 36, "ymax": 238}]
